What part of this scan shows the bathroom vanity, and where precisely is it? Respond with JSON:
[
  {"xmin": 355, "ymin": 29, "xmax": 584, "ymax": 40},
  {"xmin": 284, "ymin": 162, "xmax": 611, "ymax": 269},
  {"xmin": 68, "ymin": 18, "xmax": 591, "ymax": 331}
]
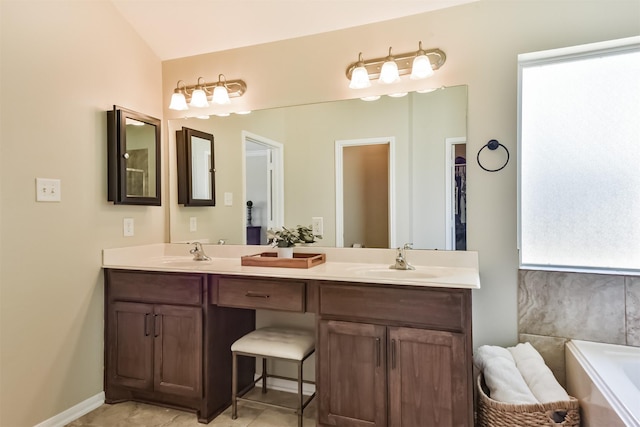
[{"xmin": 102, "ymin": 244, "xmax": 479, "ymax": 426}]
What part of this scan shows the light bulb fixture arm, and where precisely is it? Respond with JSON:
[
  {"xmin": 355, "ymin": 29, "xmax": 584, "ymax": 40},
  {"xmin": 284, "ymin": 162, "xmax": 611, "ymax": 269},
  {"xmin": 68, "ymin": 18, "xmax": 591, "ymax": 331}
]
[
  {"xmin": 217, "ymin": 74, "xmax": 228, "ymax": 88},
  {"xmin": 174, "ymin": 80, "xmax": 188, "ymax": 94},
  {"xmin": 346, "ymin": 45, "xmax": 446, "ymax": 81},
  {"xmin": 194, "ymin": 76, "xmax": 209, "ymax": 94}
]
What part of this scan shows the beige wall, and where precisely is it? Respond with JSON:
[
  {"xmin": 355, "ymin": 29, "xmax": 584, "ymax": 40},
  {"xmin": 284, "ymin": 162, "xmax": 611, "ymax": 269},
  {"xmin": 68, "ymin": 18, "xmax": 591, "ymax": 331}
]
[
  {"xmin": 163, "ymin": 0, "xmax": 640, "ymax": 351},
  {"xmin": 0, "ymin": 1, "xmax": 164, "ymax": 426}
]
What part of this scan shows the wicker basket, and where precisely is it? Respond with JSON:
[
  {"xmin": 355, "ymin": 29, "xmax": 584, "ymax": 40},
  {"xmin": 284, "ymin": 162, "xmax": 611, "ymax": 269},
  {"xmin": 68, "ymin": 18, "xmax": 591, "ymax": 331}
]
[{"xmin": 476, "ymin": 374, "xmax": 581, "ymax": 427}]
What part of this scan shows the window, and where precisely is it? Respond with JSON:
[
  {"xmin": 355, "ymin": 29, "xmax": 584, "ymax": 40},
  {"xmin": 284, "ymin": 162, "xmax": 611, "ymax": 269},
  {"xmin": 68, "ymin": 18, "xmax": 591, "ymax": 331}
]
[{"xmin": 518, "ymin": 37, "xmax": 640, "ymax": 274}]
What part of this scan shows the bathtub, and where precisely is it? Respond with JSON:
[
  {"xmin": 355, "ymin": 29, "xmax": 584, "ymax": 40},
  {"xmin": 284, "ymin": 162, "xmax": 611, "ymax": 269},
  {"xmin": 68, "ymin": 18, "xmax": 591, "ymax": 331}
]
[{"xmin": 566, "ymin": 340, "xmax": 640, "ymax": 427}]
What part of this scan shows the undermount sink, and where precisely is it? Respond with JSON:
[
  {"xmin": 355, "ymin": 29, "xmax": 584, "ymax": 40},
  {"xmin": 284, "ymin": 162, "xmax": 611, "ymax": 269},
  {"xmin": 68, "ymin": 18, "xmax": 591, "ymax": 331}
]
[{"xmin": 353, "ymin": 267, "xmax": 437, "ymax": 280}]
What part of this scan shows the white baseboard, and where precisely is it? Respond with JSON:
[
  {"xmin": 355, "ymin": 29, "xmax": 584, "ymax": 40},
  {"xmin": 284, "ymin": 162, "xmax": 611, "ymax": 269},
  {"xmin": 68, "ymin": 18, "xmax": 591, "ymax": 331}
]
[
  {"xmin": 34, "ymin": 392, "xmax": 105, "ymax": 427},
  {"xmin": 256, "ymin": 375, "xmax": 316, "ymax": 396}
]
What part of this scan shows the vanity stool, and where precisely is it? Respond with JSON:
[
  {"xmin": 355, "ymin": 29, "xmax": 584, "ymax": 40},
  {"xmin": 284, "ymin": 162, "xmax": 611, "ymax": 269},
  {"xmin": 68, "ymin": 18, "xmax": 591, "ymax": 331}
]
[{"xmin": 231, "ymin": 327, "xmax": 315, "ymax": 427}]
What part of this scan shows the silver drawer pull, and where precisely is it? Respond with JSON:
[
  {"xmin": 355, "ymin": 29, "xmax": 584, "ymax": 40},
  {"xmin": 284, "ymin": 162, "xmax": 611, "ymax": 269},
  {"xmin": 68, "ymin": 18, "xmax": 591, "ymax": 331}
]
[{"xmin": 245, "ymin": 291, "xmax": 270, "ymax": 299}]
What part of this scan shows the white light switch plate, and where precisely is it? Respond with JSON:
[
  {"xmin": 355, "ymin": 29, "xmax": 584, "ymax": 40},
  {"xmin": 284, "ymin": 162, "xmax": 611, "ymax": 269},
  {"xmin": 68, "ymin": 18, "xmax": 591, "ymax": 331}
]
[
  {"xmin": 224, "ymin": 192, "xmax": 233, "ymax": 206},
  {"xmin": 123, "ymin": 218, "xmax": 134, "ymax": 237},
  {"xmin": 190, "ymin": 217, "xmax": 197, "ymax": 232},
  {"xmin": 36, "ymin": 178, "xmax": 61, "ymax": 202},
  {"xmin": 312, "ymin": 217, "xmax": 324, "ymax": 236}
]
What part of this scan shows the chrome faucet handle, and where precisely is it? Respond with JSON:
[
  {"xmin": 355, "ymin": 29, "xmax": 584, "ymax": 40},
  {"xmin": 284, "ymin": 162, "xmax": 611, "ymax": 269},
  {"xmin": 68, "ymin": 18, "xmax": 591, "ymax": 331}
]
[
  {"xmin": 397, "ymin": 243, "xmax": 415, "ymax": 270},
  {"xmin": 190, "ymin": 242, "xmax": 211, "ymax": 261}
]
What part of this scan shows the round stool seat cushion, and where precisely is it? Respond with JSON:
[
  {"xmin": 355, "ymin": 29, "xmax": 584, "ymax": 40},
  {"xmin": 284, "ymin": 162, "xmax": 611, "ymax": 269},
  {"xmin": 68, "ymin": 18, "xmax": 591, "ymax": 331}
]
[{"xmin": 231, "ymin": 327, "xmax": 315, "ymax": 360}]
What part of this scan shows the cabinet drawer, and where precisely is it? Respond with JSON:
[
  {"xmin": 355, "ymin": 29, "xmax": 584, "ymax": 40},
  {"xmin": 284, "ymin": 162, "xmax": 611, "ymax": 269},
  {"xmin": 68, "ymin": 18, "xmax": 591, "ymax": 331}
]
[
  {"xmin": 217, "ymin": 277, "xmax": 305, "ymax": 312},
  {"xmin": 107, "ymin": 270, "xmax": 204, "ymax": 305},
  {"xmin": 319, "ymin": 283, "xmax": 467, "ymax": 332}
]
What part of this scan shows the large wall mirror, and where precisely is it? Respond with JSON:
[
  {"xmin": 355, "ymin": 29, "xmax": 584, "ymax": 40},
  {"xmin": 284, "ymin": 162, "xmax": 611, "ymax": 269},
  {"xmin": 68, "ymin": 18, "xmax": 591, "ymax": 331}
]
[
  {"xmin": 168, "ymin": 85, "xmax": 467, "ymax": 249},
  {"xmin": 107, "ymin": 106, "xmax": 161, "ymax": 205}
]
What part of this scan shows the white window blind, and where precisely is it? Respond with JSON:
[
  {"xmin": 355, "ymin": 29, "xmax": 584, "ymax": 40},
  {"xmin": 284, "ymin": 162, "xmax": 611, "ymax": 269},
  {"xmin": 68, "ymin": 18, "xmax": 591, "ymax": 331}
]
[{"xmin": 518, "ymin": 37, "xmax": 640, "ymax": 274}]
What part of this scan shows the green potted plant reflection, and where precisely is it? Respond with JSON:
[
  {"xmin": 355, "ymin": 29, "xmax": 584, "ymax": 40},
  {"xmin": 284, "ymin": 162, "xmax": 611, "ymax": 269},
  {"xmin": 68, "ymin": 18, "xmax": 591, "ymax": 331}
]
[{"xmin": 267, "ymin": 225, "xmax": 322, "ymax": 258}]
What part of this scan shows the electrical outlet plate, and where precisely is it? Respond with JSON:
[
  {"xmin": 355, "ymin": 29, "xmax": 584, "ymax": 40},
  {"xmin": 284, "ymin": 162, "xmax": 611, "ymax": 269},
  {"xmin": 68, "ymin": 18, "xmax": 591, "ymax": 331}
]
[
  {"xmin": 36, "ymin": 178, "xmax": 61, "ymax": 202},
  {"xmin": 123, "ymin": 218, "xmax": 134, "ymax": 237},
  {"xmin": 312, "ymin": 217, "xmax": 324, "ymax": 236},
  {"xmin": 190, "ymin": 217, "xmax": 197, "ymax": 232}
]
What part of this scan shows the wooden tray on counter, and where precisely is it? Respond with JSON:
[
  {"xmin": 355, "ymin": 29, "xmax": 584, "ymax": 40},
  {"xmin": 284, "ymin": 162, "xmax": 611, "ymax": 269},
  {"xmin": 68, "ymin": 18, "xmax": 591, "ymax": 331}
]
[{"xmin": 240, "ymin": 252, "xmax": 326, "ymax": 269}]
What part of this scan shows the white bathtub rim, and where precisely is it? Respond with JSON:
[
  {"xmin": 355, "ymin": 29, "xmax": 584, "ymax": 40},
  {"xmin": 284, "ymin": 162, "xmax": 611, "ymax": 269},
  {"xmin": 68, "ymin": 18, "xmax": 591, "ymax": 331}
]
[{"xmin": 567, "ymin": 340, "xmax": 640, "ymax": 427}]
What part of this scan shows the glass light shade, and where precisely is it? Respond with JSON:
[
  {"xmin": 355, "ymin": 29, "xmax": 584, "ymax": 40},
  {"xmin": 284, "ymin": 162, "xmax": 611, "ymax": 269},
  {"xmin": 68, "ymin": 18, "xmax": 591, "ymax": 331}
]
[
  {"xmin": 417, "ymin": 87, "xmax": 438, "ymax": 94},
  {"xmin": 388, "ymin": 92, "xmax": 408, "ymax": 98},
  {"xmin": 169, "ymin": 92, "xmax": 189, "ymax": 110},
  {"xmin": 349, "ymin": 66, "xmax": 371, "ymax": 89},
  {"xmin": 410, "ymin": 54, "xmax": 434, "ymax": 79},
  {"xmin": 212, "ymin": 85, "xmax": 231, "ymax": 105},
  {"xmin": 360, "ymin": 95, "xmax": 381, "ymax": 102},
  {"xmin": 190, "ymin": 88, "xmax": 209, "ymax": 108},
  {"xmin": 379, "ymin": 60, "xmax": 400, "ymax": 84}
]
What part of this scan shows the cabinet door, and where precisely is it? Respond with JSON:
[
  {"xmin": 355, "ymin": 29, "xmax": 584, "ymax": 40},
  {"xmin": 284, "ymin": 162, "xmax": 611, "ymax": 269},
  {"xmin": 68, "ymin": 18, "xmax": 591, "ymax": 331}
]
[
  {"xmin": 107, "ymin": 301, "xmax": 154, "ymax": 391},
  {"xmin": 318, "ymin": 320, "xmax": 386, "ymax": 427},
  {"xmin": 153, "ymin": 305, "xmax": 203, "ymax": 398},
  {"xmin": 388, "ymin": 327, "xmax": 469, "ymax": 427}
]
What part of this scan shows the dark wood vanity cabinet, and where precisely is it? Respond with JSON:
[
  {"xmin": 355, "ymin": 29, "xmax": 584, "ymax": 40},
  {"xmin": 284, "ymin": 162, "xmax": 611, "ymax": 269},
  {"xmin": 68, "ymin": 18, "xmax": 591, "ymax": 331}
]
[
  {"xmin": 108, "ymin": 301, "xmax": 203, "ymax": 397},
  {"xmin": 316, "ymin": 282, "xmax": 473, "ymax": 427},
  {"xmin": 104, "ymin": 269, "xmax": 255, "ymax": 423},
  {"xmin": 104, "ymin": 269, "xmax": 473, "ymax": 425}
]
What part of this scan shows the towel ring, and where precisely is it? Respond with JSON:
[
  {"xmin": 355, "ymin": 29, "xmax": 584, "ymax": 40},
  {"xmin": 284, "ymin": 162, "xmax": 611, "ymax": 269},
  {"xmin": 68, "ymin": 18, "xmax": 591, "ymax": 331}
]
[{"xmin": 477, "ymin": 139, "xmax": 509, "ymax": 172}]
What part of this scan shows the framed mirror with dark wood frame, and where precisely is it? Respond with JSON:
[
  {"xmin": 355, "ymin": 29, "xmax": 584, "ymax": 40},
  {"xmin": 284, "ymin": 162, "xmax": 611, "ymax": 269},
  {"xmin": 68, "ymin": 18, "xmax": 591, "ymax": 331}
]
[
  {"xmin": 176, "ymin": 127, "xmax": 216, "ymax": 206},
  {"xmin": 107, "ymin": 106, "xmax": 161, "ymax": 206}
]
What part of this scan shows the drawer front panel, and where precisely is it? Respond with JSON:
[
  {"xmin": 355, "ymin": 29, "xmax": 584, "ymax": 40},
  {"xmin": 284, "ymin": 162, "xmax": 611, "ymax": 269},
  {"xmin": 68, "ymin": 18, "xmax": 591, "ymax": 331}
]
[
  {"xmin": 319, "ymin": 283, "xmax": 466, "ymax": 331},
  {"xmin": 108, "ymin": 270, "xmax": 203, "ymax": 305},
  {"xmin": 217, "ymin": 277, "xmax": 305, "ymax": 312}
]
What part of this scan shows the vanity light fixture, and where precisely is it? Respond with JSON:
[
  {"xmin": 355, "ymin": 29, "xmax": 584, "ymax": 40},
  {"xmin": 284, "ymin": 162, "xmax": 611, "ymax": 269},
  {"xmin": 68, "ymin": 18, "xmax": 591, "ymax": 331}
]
[
  {"xmin": 410, "ymin": 41, "xmax": 435, "ymax": 79},
  {"xmin": 349, "ymin": 53, "xmax": 372, "ymax": 89},
  {"xmin": 190, "ymin": 77, "xmax": 209, "ymax": 108},
  {"xmin": 168, "ymin": 75, "xmax": 247, "ymax": 111},
  {"xmin": 169, "ymin": 81, "xmax": 189, "ymax": 111},
  {"xmin": 379, "ymin": 47, "xmax": 401, "ymax": 84},
  {"xmin": 212, "ymin": 74, "xmax": 231, "ymax": 105},
  {"xmin": 346, "ymin": 42, "xmax": 446, "ymax": 88}
]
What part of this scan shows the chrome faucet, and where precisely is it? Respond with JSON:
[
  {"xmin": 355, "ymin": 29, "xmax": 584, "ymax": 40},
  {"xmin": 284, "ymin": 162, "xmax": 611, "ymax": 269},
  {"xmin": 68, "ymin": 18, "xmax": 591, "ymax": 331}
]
[
  {"xmin": 390, "ymin": 243, "xmax": 415, "ymax": 270},
  {"xmin": 190, "ymin": 242, "xmax": 211, "ymax": 261}
]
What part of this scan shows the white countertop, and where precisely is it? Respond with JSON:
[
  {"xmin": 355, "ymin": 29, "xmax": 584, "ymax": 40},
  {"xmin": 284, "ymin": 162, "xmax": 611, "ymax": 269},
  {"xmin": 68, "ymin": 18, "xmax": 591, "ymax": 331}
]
[{"xmin": 102, "ymin": 243, "xmax": 481, "ymax": 290}]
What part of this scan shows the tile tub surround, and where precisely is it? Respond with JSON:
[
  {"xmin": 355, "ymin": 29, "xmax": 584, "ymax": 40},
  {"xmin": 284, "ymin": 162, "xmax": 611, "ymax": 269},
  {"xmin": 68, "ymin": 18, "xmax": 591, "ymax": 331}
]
[
  {"xmin": 518, "ymin": 270, "xmax": 640, "ymax": 385},
  {"xmin": 102, "ymin": 243, "xmax": 481, "ymax": 289}
]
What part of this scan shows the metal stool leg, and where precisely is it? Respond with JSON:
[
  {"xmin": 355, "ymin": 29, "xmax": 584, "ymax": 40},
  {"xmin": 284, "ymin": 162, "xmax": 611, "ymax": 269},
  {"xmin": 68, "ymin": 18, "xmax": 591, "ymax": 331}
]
[
  {"xmin": 231, "ymin": 352, "xmax": 238, "ymax": 420},
  {"xmin": 298, "ymin": 361, "xmax": 303, "ymax": 427},
  {"xmin": 262, "ymin": 357, "xmax": 267, "ymax": 394}
]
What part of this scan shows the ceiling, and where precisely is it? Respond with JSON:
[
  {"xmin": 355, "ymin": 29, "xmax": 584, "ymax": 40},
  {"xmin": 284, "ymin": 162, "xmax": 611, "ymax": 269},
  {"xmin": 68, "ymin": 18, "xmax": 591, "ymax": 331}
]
[{"xmin": 110, "ymin": 0, "xmax": 478, "ymax": 61}]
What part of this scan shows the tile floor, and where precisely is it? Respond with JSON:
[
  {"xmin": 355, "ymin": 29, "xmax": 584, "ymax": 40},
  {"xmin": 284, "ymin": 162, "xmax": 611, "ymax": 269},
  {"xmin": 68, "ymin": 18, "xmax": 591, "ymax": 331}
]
[{"xmin": 66, "ymin": 389, "xmax": 316, "ymax": 427}]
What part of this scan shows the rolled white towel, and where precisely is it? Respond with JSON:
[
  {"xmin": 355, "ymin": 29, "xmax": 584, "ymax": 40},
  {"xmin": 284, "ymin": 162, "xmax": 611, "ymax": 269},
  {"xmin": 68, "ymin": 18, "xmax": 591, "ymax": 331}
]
[
  {"xmin": 474, "ymin": 345, "xmax": 539, "ymax": 404},
  {"xmin": 508, "ymin": 342, "xmax": 570, "ymax": 403}
]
